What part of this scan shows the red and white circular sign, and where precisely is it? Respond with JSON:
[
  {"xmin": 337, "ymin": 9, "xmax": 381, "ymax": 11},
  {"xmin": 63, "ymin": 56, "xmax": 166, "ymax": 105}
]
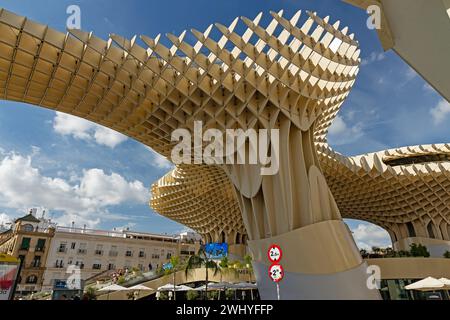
[
  {"xmin": 267, "ymin": 244, "xmax": 282, "ymax": 263},
  {"xmin": 268, "ymin": 263, "xmax": 284, "ymax": 282}
]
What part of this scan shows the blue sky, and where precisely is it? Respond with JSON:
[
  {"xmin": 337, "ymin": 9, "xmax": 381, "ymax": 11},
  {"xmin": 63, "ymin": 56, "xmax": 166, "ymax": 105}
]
[{"xmin": 0, "ymin": 0, "xmax": 448, "ymax": 249}]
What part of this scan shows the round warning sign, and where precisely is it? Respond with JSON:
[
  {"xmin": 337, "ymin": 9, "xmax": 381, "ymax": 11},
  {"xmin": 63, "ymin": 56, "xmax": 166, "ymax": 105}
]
[
  {"xmin": 268, "ymin": 263, "xmax": 284, "ymax": 282},
  {"xmin": 267, "ymin": 244, "xmax": 282, "ymax": 263}
]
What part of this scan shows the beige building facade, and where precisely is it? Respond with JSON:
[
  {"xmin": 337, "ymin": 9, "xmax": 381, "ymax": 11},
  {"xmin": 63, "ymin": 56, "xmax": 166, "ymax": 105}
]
[
  {"xmin": 0, "ymin": 210, "xmax": 55, "ymax": 294},
  {"xmin": 42, "ymin": 227, "xmax": 200, "ymax": 291}
]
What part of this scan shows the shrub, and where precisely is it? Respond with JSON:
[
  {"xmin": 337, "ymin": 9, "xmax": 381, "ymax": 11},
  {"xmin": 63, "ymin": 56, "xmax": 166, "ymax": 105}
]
[
  {"xmin": 186, "ymin": 290, "xmax": 199, "ymax": 300},
  {"xmin": 225, "ymin": 289, "xmax": 234, "ymax": 300},
  {"xmin": 83, "ymin": 287, "xmax": 97, "ymax": 300},
  {"xmin": 117, "ymin": 276, "xmax": 126, "ymax": 284},
  {"xmin": 207, "ymin": 291, "xmax": 219, "ymax": 300},
  {"xmin": 158, "ymin": 291, "xmax": 169, "ymax": 300},
  {"xmin": 443, "ymin": 251, "xmax": 450, "ymax": 258}
]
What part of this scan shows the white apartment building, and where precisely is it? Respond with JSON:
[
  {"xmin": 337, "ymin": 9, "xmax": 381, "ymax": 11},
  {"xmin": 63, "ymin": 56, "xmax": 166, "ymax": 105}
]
[{"xmin": 42, "ymin": 226, "xmax": 200, "ymax": 291}]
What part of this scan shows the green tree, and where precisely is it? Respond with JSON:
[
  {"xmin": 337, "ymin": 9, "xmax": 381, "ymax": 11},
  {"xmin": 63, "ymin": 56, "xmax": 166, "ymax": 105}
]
[
  {"xmin": 185, "ymin": 248, "xmax": 219, "ymax": 300},
  {"xmin": 410, "ymin": 243, "xmax": 430, "ymax": 257},
  {"xmin": 359, "ymin": 249, "xmax": 368, "ymax": 258},
  {"xmin": 443, "ymin": 251, "xmax": 450, "ymax": 258}
]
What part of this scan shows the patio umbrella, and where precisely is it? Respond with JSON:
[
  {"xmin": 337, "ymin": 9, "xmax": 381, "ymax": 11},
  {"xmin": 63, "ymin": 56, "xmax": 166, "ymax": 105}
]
[
  {"xmin": 98, "ymin": 284, "xmax": 129, "ymax": 300},
  {"xmin": 129, "ymin": 284, "xmax": 153, "ymax": 290},
  {"xmin": 438, "ymin": 278, "xmax": 450, "ymax": 289},
  {"xmin": 405, "ymin": 277, "xmax": 445, "ymax": 291},
  {"xmin": 176, "ymin": 285, "xmax": 194, "ymax": 291},
  {"xmin": 231, "ymin": 282, "xmax": 258, "ymax": 290},
  {"xmin": 201, "ymin": 282, "xmax": 230, "ymax": 300},
  {"xmin": 157, "ymin": 284, "xmax": 193, "ymax": 291},
  {"xmin": 157, "ymin": 283, "xmax": 179, "ymax": 291},
  {"xmin": 128, "ymin": 284, "xmax": 153, "ymax": 300},
  {"xmin": 230, "ymin": 282, "xmax": 258, "ymax": 300}
]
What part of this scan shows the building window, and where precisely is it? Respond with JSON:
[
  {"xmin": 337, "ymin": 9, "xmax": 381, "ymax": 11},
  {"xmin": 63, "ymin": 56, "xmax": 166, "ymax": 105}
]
[
  {"xmin": 108, "ymin": 263, "xmax": 116, "ymax": 270},
  {"xmin": 22, "ymin": 224, "xmax": 34, "ymax": 232},
  {"xmin": 95, "ymin": 245, "xmax": 104, "ymax": 256},
  {"xmin": 151, "ymin": 254, "xmax": 160, "ymax": 259},
  {"xmin": 139, "ymin": 250, "xmax": 145, "ymax": 258},
  {"xmin": 20, "ymin": 237, "xmax": 31, "ymax": 251},
  {"xmin": 35, "ymin": 239, "xmax": 46, "ymax": 252},
  {"xmin": 71, "ymin": 242, "xmax": 76, "ymax": 250},
  {"xmin": 58, "ymin": 242, "xmax": 67, "ymax": 253},
  {"xmin": 26, "ymin": 275, "xmax": 38, "ymax": 284},
  {"xmin": 92, "ymin": 263, "xmax": 102, "ymax": 270},
  {"xmin": 55, "ymin": 259, "xmax": 64, "ymax": 268},
  {"xmin": 31, "ymin": 256, "xmax": 41, "ymax": 268},
  {"xmin": 125, "ymin": 250, "xmax": 133, "ymax": 257},
  {"xmin": 78, "ymin": 243, "xmax": 87, "ymax": 255}
]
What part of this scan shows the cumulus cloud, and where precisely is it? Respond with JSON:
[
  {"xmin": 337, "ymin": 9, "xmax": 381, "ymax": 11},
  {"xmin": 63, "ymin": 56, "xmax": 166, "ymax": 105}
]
[
  {"xmin": 328, "ymin": 115, "xmax": 363, "ymax": 146},
  {"xmin": 351, "ymin": 223, "xmax": 392, "ymax": 251},
  {"xmin": 0, "ymin": 152, "xmax": 149, "ymax": 228},
  {"xmin": 430, "ymin": 99, "xmax": 450, "ymax": 125},
  {"xmin": 361, "ymin": 52, "xmax": 385, "ymax": 66},
  {"xmin": 53, "ymin": 112, "xmax": 127, "ymax": 148}
]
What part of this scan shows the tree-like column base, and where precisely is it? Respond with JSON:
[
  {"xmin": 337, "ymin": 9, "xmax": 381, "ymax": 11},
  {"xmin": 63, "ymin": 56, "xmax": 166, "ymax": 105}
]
[{"xmin": 248, "ymin": 220, "xmax": 381, "ymax": 300}]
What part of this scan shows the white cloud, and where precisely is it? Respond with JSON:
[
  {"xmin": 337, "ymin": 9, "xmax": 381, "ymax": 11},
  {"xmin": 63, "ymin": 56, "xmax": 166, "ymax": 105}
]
[
  {"xmin": 93, "ymin": 126, "xmax": 128, "ymax": 148},
  {"xmin": 423, "ymin": 83, "xmax": 436, "ymax": 93},
  {"xmin": 53, "ymin": 112, "xmax": 127, "ymax": 148},
  {"xmin": 79, "ymin": 168, "xmax": 148, "ymax": 206},
  {"xmin": 0, "ymin": 152, "xmax": 148, "ymax": 228},
  {"xmin": 146, "ymin": 147, "xmax": 173, "ymax": 170},
  {"xmin": 430, "ymin": 99, "xmax": 450, "ymax": 125},
  {"xmin": 405, "ymin": 66, "xmax": 417, "ymax": 81},
  {"xmin": 350, "ymin": 222, "xmax": 392, "ymax": 251},
  {"xmin": 361, "ymin": 52, "xmax": 385, "ymax": 66},
  {"xmin": 328, "ymin": 115, "xmax": 363, "ymax": 145},
  {"xmin": 0, "ymin": 212, "xmax": 12, "ymax": 226},
  {"xmin": 53, "ymin": 112, "xmax": 93, "ymax": 140}
]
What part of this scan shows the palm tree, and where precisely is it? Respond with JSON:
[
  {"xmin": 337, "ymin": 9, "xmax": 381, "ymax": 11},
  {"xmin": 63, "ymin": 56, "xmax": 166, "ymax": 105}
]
[
  {"xmin": 164, "ymin": 255, "xmax": 180, "ymax": 300},
  {"xmin": 185, "ymin": 248, "xmax": 219, "ymax": 300},
  {"xmin": 243, "ymin": 254, "xmax": 254, "ymax": 300}
]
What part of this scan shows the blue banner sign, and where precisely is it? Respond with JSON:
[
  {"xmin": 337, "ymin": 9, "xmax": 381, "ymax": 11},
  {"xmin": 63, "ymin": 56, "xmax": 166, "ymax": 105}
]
[{"xmin": 205, "ymin": 243, "xmax": 228, "ymax": 259}]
